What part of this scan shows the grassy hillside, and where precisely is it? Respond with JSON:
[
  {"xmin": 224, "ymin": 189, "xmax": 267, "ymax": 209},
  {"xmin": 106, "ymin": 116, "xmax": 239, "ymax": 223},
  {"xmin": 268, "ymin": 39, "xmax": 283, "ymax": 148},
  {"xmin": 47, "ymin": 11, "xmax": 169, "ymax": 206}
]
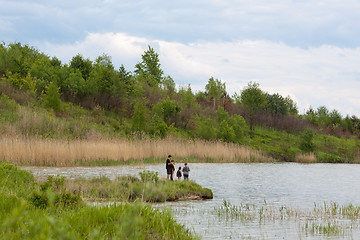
[{"xmin": 0, "ymin": 42, "xmax": 359, "ymax": 165}]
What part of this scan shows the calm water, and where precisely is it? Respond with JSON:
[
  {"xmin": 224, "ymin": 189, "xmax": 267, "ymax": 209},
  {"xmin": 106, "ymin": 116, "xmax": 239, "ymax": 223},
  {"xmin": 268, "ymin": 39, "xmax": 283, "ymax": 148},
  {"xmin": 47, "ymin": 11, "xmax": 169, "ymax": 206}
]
[{"xmin": 22, "ymin": 163, "xmax": 360, "ymax": 239}]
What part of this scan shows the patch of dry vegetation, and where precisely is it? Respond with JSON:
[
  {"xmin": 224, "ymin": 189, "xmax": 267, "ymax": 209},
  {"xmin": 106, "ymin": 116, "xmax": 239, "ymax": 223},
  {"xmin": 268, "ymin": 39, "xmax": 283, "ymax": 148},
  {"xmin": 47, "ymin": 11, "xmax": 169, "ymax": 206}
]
[{"xmin": 0, "ymin": 136, "xmax": 272, "ymax": 166}]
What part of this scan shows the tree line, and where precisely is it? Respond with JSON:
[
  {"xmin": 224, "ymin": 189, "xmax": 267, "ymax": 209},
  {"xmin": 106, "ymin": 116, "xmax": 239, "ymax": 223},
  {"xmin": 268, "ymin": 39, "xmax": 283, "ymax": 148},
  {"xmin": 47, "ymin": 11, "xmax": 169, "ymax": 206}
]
[{"xmin": 1, "ymin": 42, "xmax": 359, "ymax": 142}]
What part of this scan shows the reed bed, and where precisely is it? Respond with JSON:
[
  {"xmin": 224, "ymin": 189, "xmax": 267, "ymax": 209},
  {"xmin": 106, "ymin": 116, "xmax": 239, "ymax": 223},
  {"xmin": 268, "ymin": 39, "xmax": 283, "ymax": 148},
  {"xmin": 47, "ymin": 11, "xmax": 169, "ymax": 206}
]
[
  {"xmin": 0, "ymin": 136, "xmax": 271, "ymax": 166},
  {"xmin": 213, "ymin": 200, "xmax": 360, "ymax": 237}
]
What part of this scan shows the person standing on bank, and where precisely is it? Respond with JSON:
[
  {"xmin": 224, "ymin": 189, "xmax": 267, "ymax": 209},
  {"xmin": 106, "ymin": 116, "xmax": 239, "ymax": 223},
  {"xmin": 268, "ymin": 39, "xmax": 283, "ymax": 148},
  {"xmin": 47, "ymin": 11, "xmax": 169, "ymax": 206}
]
[
  {"xmin": 166, "ymin": 155, "xmax": 172, "ymax": 179},
  {"xmin": 170, "ymin": 159, "xmax": 175, "ymax": 181},
  {"xmin": 182, "ymin": 163, "xmax": 190, "ymax": 180}
]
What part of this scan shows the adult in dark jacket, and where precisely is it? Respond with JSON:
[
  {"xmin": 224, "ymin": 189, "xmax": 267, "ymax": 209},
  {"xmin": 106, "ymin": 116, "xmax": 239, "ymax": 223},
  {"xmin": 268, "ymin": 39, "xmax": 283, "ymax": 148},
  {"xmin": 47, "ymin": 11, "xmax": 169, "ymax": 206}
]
[{"xmin": 166, "ymin": 155, "xmax": 172, "ymax": 179}]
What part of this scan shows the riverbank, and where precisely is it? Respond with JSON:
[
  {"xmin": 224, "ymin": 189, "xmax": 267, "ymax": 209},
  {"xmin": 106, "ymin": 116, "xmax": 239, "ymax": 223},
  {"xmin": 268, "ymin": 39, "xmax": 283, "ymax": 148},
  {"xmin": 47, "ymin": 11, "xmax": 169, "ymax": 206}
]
[{"xmin": 0, "ymin": 163, "xmax": 202, "ymax": 239}]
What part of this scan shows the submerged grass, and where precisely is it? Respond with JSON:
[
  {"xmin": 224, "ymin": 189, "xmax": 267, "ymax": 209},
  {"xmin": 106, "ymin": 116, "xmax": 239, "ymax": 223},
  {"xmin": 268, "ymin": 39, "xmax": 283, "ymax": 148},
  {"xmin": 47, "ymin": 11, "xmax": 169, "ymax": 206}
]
[{"xmin": 214, "ymin": 200, "xmax": 360, "ymax": 237}]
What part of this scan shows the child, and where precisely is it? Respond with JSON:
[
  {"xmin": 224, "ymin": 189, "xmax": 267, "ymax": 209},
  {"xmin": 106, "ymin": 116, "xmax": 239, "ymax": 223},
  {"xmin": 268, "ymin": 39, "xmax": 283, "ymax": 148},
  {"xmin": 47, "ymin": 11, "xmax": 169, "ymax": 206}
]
[
  {"xmin": 176, "ymin": 167, "xmax": 182, "ymax": 181},
  {"xmin": 182, "ymin": 163, "xmax": 190, "ymax": 180}
]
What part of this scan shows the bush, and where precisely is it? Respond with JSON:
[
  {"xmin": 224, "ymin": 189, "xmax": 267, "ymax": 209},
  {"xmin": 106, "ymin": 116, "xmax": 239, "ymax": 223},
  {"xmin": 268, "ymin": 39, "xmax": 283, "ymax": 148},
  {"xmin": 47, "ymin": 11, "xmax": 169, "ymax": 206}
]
[
  {"xmin": 139, "ymin": 170, "xmax": 159, "ymax": 183},
  {"xmin": 316, "ymin": 151, "xmax": 345, "ymax": 163},
  {"xmin": 43, "ymin": 81, "xmax": 62, "ymax": 112},
  {"xmin": 299, "ymin": 129, "xmax": 315, "ymax": 152},
  {"xmin": 29, "ymin": 175, "xmax": 82, "ymax": 209}
]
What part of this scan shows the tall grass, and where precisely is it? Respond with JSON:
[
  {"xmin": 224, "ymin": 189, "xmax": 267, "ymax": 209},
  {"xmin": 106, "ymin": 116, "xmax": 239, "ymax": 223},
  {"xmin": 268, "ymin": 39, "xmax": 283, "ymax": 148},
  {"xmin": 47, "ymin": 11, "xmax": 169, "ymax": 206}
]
[{"xmin": 0, "ymin": 136, "xmax": 271, "ymax": 166}]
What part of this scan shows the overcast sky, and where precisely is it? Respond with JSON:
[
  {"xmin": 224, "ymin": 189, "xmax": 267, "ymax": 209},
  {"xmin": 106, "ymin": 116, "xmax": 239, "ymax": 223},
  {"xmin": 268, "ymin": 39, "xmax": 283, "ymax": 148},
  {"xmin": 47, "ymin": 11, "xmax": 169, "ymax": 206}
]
[{"xmin": 1, "ymin": 0, "xmax": 360, "ymax": 116}]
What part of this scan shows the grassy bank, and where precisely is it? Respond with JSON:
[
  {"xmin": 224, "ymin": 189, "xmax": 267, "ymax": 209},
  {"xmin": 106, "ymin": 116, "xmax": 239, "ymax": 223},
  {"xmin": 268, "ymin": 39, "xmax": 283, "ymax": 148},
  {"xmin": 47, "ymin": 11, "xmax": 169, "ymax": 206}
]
[
  {"xmin": 0, "ymin": 163, "xmax": 200, "ymax": 239},
  {"xmin": 66, "ymin": 170, "xmax": 213, "ymax": 202}
]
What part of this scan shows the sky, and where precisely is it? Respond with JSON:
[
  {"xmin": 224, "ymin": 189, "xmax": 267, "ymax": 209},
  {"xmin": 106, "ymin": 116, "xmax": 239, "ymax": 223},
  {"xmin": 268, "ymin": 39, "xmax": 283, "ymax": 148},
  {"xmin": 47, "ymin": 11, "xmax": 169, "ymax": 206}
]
[{"xmin": 1, "ymin": 0, "xmax": 360, "ymax": 116}]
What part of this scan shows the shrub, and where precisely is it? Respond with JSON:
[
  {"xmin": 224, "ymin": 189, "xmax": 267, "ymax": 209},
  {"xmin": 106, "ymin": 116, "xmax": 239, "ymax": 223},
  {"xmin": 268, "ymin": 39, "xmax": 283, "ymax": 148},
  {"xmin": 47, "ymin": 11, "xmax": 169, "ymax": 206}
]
[
  {"xmin": 316, "ymin": 151, "xmax": 345, "ymax": 163},
  {"xmin": 29, "ymin": 175, "xmax": 82, "ymax": 209},
  {"xmin": 299, "ymin": 129, "xmax": 315, "ymax": 152},
  {"xmin": 43, "ymin": 81, "xmax": 62, "ymax": 112},
  {"xmin": 139, "ymin": 170, "xmax": 159, "ymax": 183}
]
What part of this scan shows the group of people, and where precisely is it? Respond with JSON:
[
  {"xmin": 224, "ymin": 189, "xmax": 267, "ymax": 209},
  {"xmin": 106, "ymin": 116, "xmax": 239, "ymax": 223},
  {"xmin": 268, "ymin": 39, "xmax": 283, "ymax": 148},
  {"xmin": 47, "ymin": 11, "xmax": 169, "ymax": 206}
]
[{"xmin": 166, "ymin": 155, "xmax": 190, "ymax": 181}]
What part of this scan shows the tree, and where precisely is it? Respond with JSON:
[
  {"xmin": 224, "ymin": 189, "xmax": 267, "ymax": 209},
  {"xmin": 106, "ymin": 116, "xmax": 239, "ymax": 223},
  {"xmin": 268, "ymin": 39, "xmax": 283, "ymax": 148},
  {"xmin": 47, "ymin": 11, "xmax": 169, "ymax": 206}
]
[
  {"xmin": 69, "ymin": 54, "xmax": 92, "ymax": 80},
  {"xmin": 239, "ymin": 82, "xmax": 267, "ymax": 131},
  {"xmin": 135, "ymin": 46, "xmax": 163, "ymax": 86},
  {"xmin": 265, "ymin": 93, "xmax": 288, "ymax": 115},
  {"xmin": 43, "ymin": 81, "xmax": 62, "ymax": 112},
  {"xmin": 131, "ymin": 101, "xmax": 147, "ymax": 132},
  {"xmin": 205, "ymin": 77, "xmax": 227, "ymax": 110},
  {"xmin": 299, "ymin": 129, "xmax": 315, "ymax": 152}
]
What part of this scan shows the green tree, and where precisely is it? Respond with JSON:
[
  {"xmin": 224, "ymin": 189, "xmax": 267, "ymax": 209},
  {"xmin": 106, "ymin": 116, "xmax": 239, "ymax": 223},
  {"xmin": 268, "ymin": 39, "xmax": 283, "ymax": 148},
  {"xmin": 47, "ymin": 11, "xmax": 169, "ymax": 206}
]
[
  {"xmin": 227, "ymin": 114, "xmax": 248, "ymax": 142},
  {"xmin": 135, "ymin": 46, "xmax": 163, "ymax": 86},
  {"xmin": 152, "ymin": 97, "xmax": 180, "ymax": 126},
  {"xmin": 69, "ymin": 54, "xmax": 93, "ymax": 80},
  {"xmin": 131, "ymin": 101, "xmax": 147, "ymax": 132},
  {"xmin": 299, "ymin": 129, "xmax": 315, "ymax": 152},
  {"xmin": 218, "ymin": 120, "xmax": 236, "ymax": 142},
  {"xmin": 265, "ymin": 93, "xmax": 288, "ymax": 115},
  {"xmin": 317, "ymin": 106, "xmax": 330, "ymax": 127},
  {"xmin": 284, "ymin": 96, "xmax": 298, "ymax": 115},
  {"xmin": 195, "ymin": 117, "xmax": 217, "ymax": 140},
  {"xmin": 149, "ymin": 113, "xmax": 168, "ymax": 138},
  {"xmin": 239, "ymin": 82, "xmax": 267, "ymax": 131},
  {"xmin": 43, "ymin": 81, "xmax": 62, "ymax": 112},
  {"xmin": 205, "ymin": 77, "xmax": 227, "ymax": 110}
]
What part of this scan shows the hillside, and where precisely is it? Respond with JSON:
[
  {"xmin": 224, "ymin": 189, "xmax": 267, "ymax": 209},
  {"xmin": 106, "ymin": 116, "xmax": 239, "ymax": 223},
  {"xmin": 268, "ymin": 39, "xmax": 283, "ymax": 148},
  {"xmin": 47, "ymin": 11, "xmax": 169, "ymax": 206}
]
[{"xmin": 0, "ymin": 42, "xmax": 360, "ymax": 165}]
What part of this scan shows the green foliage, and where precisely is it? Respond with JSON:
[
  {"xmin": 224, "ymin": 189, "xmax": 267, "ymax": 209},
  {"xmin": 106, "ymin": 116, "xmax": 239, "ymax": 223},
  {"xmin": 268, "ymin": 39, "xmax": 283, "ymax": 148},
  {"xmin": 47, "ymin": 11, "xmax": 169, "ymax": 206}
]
[
  {"xmin": 299, "ymin": 129, "xmax": 315, "ymax": 152},
  {"xmin": 153, "ymin": 96, "xmax": 180, "ymax": 125},
  {"xmin": 218, "ymin": 120, "xmax": 236, "ymax": 142},
  {"xmin": 205, "ymin": 77, "xmax": 227, "ymax": 109},
  {"xmin": 139, "ymin": 170, "xmax": 159, "ymax": 183},
  {"xmin": 135, "ymin": 45, "xmax": 164, "ymax": 86},
  {"xmin": 316, "ymin": 152, "xmax": 345, "ymax": 163},
  {"xmin": 0, "ymin": 94, "xmax": 20, "ymax": 122},
  {"xmin": 131, "ymin": 101, "xmax": 147, "ymax": 132},
  {"xmin": 5, "ymin": 72, "xmax": 36, "ymax": 92},
  {"xmin": 29, "ymin": 175, "xmax": 82, "ymax": 209},
  {"xmin": 239, "ymin": 82, "xmax": 267, "ymax": 130},
  {"xmin": 43, "ymin": 81, "xmax": 62, "ymax": 112},
  {"xmin": 265, "ymin": 93, "xmax": 288, "ymax": 115},
  {"xmin": 0, "ymin": 163, "xmax": 36, "ymax": 198},
  {"xmin": 149, "ymin": 113, "xmax": 168, "ymax": 138},
  {"xmin": 195, "ymin": 117, "xmax": 217, "ymax": 140},
  {"xmin": 69, "ymin": 54, "xmax": 93, "ymax": 80}
]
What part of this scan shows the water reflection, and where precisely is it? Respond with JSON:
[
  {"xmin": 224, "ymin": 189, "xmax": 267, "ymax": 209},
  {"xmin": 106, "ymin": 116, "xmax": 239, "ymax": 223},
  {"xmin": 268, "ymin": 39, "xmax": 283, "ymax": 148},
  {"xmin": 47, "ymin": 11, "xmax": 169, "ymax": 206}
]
[{"xmin": 22, "ymin": 163, "xmax": 360, "ymax": 239}]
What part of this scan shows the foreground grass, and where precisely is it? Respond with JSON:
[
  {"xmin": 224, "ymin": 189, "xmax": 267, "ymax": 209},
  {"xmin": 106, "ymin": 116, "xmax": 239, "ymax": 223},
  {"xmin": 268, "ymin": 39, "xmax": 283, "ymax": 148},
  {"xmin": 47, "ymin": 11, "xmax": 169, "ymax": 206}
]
[
  {"xmin": 0, "ymin": 163, "xmax": 199, "ymax": 239},
  {"xmin": 66, "ymin": 170, "xmax": 213, "ymax": 202}
]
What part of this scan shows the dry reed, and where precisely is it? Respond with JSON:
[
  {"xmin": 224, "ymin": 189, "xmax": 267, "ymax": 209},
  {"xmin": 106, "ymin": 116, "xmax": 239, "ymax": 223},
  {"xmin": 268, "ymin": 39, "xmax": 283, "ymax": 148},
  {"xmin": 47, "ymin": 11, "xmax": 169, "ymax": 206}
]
[
  {"xmin": 0, "ymin": 136, "xmax": 272, "ymax": 166},
  {"xmin": 295, "ymin": 152, "xmax": 317, "ymax": 163}
]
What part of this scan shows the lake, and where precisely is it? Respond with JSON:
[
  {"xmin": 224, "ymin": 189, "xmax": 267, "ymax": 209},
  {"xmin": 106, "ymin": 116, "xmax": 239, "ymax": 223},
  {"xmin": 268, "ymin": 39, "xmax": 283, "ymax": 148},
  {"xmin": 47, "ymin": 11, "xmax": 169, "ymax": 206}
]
[{"xmin": 22, "ymin": 163, "xmax": 360, "ymax": 239}]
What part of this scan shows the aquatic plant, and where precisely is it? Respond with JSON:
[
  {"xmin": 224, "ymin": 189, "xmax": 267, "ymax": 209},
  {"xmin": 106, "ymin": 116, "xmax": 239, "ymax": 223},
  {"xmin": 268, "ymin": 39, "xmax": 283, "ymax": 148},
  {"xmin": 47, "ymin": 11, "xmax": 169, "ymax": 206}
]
[{"xmin": 214, "ymin": 200, "xmax": 360, "ymax": 237}]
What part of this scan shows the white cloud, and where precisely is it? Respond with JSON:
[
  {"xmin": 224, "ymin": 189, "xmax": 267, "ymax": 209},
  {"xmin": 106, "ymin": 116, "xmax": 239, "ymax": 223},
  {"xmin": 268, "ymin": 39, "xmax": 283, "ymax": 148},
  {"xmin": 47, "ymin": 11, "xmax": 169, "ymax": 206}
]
[{"xmin": 43, "ymin": 32, "xmax": 360, "ymax": 117}]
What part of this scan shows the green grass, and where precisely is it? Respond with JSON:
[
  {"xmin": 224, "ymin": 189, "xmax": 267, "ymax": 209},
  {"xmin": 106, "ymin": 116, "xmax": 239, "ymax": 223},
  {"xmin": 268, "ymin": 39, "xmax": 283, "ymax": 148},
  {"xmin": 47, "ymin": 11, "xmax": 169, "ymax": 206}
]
[
  {"xmin": 0, "ymin": 163, "xmax": 200, "ymax": 239},
  {"xmin": 66, "ymin": 170, "xmax": 213, "ymax": 202}
]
